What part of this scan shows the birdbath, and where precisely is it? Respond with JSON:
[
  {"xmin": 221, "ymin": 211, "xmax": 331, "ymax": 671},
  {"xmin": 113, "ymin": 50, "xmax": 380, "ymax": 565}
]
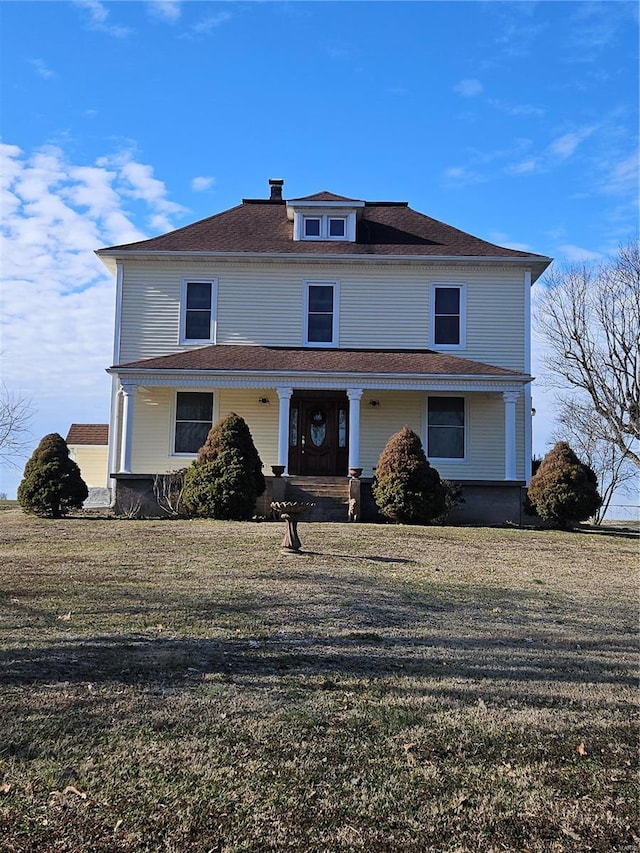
[{"xmin": 271, "ymin": 501, "xmax": 315, "ymax": 552}]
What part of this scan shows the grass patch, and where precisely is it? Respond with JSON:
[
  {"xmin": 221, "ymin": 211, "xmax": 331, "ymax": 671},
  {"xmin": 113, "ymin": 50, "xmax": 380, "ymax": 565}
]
[{"xmin": 0, "ymin": 510, "xmax": 638, "ymax": 851}]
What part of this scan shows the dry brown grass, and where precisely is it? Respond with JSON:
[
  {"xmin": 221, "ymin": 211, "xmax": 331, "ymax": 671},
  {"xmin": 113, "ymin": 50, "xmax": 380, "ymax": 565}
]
[{"xmin": 0, "ymin": 509, "xmax": 638, "ymax": 852}]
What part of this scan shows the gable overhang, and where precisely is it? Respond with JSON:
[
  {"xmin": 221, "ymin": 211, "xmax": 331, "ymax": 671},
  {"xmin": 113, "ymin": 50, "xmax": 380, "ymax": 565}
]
[{"xmin": 96, "ymin": 249, "xmax": 551, "ymax": 282}]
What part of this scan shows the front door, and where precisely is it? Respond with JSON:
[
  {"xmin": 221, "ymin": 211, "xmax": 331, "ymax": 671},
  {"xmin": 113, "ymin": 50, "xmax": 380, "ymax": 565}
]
[{"xmin": 288, "ymin": 393, "xmax": 349, "ymax": 476}]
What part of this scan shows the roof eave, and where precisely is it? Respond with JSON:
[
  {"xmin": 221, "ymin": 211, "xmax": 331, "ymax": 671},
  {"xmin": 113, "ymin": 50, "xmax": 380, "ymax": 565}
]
[
  {"xmin": 107, "ymin": 365, "xmax": 533, "ymax": 384},
  {"xmin": 96, "ymin": 248, "xmax": 551, "ymax": 279}
]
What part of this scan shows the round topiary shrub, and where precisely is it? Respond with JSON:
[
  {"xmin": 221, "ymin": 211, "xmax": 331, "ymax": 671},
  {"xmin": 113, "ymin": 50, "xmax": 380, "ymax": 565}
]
[
  {"xmin": 182, "ymin": 413, "xmax": 265, "ymax": 520},
  {"xmin": 373, "ymin": 426, "xmax": 446, "ymax": 524},
  {"xmin": 526, "ymin": 441, "xmax": 602, "ymax": 529},
  {"xmin": 17, "ymin": 433, "xmax": 88, "ymax": 518}
]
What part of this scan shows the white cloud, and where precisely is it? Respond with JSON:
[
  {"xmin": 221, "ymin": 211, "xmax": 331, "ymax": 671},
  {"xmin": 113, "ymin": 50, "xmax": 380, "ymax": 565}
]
[
  {"xmin": 30, "ymin": 59, "xmax": 56, "ymax": 80},
  {"xmin": 548, "ymin": 126, "xmax": 596, "ymax": 160},
  {"xmin": 487, "ymin": 231, "xmax": 532, "ymax": 252},
  {"xmin": 0, "ymin": 143, "xmax": 186, "ymax": 495},
  {"xmin": 556, "ymin": 244, "xmax": 604, "ymax": 262},
  {"xmin": 443, "ymin": 165, "xmax": 487, "ymax": 187},
  {"xmin": 73, "ymin": 0, "xmax": 131, "ymax": 38},
  {"xmin": 453, "ymin": 79, "xmax": 483, "ymax": 98},
  {"xmin": 148, "ymin": 1, "xmax": 181, "ymax": 22},
  {"xmin": 488, "ymin": 98, "xmax": 545, "ymax": 118},
  {"xmin": 505, "ymin": 159, "xmax": 538, "ymax": 176},
  {"xmin": 191, "ymin": 175, "xmax": 216, "ymax": 192},
  {"xmin": 185, "ymin": 12, "xmax": 232, "ymax": 37},
  {"xmin": 602, "ymin": 153, "xmax": 639, "ymax": 196}
]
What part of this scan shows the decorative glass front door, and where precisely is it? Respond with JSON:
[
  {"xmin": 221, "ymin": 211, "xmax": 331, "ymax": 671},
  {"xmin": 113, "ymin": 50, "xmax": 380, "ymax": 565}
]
[{"xmin": 288, "ymin": 394, "xmax": 348, "ymax": 476}]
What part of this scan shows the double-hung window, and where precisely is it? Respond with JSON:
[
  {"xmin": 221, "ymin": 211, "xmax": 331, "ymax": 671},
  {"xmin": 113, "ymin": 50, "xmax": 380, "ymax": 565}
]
[
  {"xmin": 304, "ymin": 281, "xmax": 339, "ymax": 346},
  {"xmin": 431, "ymin": 284, "xmax": 465, "ymax": 348},
  {"xmin": 427, "ymin": 397, "xmax": 465, "ymax": 460},
  {"xmin": 181, "ymin": 279, "xmax": 216, "ymax": 344},
  {"xmin": 174, "ymin": 392, "xmax": 213, "ymax": 454}
]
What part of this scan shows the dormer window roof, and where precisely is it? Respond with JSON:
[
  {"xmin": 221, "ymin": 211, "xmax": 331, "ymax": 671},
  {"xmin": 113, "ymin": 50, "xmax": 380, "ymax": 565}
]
[{"xmin": 287, "ymin": 191, "xmax": 364, "ymax": 242}]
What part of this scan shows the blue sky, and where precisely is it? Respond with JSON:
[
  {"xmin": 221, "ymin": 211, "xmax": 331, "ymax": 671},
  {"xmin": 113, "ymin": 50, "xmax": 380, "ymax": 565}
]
[{"xmin": 1, "ymin": 0, "xmax": 638, "ymax": 509}]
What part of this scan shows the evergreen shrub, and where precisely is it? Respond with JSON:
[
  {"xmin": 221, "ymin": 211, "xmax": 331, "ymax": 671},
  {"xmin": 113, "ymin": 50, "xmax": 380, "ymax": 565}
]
[
  {"xmin": 182, "ymin": 413, "xmax": 265, "ymax": 520},
  {"xmin": 17, "ymin": 433, "xmax": 88, "ymax": 518},
  {"xmin": 373, "ymin": 426, "xmax": 446, "ymax": 524},
  {"xmin": 526, "ymin": 441, "xmax": 602, "ymax": 529}
]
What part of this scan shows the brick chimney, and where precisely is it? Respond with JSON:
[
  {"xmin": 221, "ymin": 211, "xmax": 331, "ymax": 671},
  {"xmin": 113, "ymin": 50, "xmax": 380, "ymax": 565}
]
[{"xmin": 269, "ymin": 178, "xmax": 284, "ymax": 202}]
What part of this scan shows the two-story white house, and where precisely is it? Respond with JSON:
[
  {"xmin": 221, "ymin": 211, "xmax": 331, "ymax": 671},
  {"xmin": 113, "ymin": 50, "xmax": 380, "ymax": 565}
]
[{"xmin": 97, "ymin": 179, "xmax": 551, "ymax": 522}]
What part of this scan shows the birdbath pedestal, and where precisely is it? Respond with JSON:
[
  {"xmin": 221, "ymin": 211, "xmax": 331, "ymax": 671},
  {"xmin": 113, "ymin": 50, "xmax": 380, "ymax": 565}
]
[{"xmin": 271, "ymin": 501, "xmax": 315, "ymax": 552}]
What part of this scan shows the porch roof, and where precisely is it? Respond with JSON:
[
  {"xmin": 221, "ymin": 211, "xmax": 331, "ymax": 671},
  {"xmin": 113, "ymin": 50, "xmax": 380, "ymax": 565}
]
[{"xmin": 111, "ymin": 345, "xmax": 529, "ymax": 380}]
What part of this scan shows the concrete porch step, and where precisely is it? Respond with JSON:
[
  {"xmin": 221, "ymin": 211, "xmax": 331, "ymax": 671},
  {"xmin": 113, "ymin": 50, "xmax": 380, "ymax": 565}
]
[{"xmin": 284, "ymin": 477, "xmax": 350, "ymax": 522}]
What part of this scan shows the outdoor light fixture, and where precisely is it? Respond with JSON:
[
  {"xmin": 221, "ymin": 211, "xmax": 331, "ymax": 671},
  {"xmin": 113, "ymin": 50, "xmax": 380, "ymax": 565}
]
[
  {"xmin": 258, "ymin": 397, "xmax": 270, "ymax": 405},
  {"xmin": 368, "ymin": 400, "xmax": 381, "ymax": 408}
]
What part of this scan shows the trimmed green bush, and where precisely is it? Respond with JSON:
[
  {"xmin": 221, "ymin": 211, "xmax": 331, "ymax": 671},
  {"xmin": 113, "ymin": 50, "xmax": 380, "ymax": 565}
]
[
  {"xmin": 526, "ymin": 441, "xmax": 602, "ymax": 529},
  {"xmin": 17, "ymin": 433, "xmax": 88, "ymax": 518},
  {"xmin": 182, "ymin": 413, "xmax": 265, "ymax": 520},
  {"xmin": 373, "ymin": 426, "xmax": 446, "ymax": 524}
]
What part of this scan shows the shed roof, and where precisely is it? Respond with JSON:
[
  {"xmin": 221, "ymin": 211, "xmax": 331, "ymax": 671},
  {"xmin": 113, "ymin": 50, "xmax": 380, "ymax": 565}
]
[{"xmin": 112, "ymin": 345, "xmax": 528, "ymax": 379}]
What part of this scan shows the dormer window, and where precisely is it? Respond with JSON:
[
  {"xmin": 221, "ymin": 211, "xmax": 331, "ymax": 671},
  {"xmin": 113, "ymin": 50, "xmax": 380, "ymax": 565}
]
[
  {"xmin": 302, "ymin": 215, "xmax": 348, "ymax": 240},
  {"xmin": 304, "ymin": 217, "xmax": 321, "ymax": 238},
  {"xmin": 329, "ymin": 217, "xmax": 346, "ymax": 237},
  {"xmin": 289, "ymin": 196, "xmax": 364, "ymax": 242}
]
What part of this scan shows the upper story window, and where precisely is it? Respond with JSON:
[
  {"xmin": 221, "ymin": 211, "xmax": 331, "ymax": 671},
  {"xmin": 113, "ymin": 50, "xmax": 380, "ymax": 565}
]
[
  {"xmin": 427, "ymin": 396, "xmax": 465, "ymax": 460},
  {"xmin": 302, "ymin": 215, "xmax": 348, "ymax": 241},
  {"xmin": 174, "ymin": 391, "xmax": 213, "ymax": 455},
  {"xmin": 304, "ymin": 281, "xmax": 339, "ymax": 347},
  {"xmin": 181, "ymin": 279, "xmax": 217, "ymax": 344},
  {"xmin": 431, "ymin": 283, "xmax": 465, "ymax": 349}
]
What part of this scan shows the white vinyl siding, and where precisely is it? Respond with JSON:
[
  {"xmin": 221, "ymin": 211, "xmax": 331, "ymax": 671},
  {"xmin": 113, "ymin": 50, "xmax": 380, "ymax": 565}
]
[{"xmin": 118, "ymin": 261, "xmax": 526, "ymax": 370}]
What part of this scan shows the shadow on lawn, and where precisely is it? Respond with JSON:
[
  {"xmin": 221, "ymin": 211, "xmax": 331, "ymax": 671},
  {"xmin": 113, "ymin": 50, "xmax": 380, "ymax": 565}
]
[{"xmin": 2, "ymin": 618, "xmax": 636, "ymax": 707}]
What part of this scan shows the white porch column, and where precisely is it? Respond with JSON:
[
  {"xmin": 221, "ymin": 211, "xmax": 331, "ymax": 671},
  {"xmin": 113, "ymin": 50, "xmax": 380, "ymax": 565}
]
[
  {"xmin": 503, "ymin": 391, "xmax": 520, "ymax": 481},
  {"xmin": 119, "ymin": 381, "xmax": 137, "ymax": 474},
  {"xmin": 277, "ymin": 387, "xmax": 293, "ymax": 473},
  {"xmin": 347, "ymin": 388, "xmax": 364, "ymax": 472}
]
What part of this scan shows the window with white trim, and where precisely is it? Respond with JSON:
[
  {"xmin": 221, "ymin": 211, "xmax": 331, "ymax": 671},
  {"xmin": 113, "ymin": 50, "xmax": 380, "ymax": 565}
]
[
  {"xmin": 302, "ymin": 215, "xmax": 348, "ymax": 240},
  {"xmin": 304, "ymin": 281, "xmax": 339, "ymax": 346},
  {"xmin": 174, "ymin": 391, "xmax": 213, "ymax": 454},
  {"xmin": 427, "ymin": 397, "xmax": 465, "ymax": 459},
  {"xmin": 431, "ymin": 284, "xmax": 465, "ymax": 348},
  {"xmin": 180, "ymin": 279, "xmax": 216, "ymax": 344}
]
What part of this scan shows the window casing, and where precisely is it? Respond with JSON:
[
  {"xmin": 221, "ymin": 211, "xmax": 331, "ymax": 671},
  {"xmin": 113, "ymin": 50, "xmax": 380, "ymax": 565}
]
[
  {"xmin": 174, "ymin": 391, "xmax": 213, "ymax": 455},
  {"xmin": 180, "ymin": 279, "xmax": 217, "ymax": 344},
  {"xmin": 427, "ymin": 396, "xmax": 465, "ymax": 460},
  {"xmin": 304, "ymin": 281, "xmax": 339, "ymax": 347},
  {"xmin": 431, "ymin": 283, "xmax": 465, "ymax": 349}
]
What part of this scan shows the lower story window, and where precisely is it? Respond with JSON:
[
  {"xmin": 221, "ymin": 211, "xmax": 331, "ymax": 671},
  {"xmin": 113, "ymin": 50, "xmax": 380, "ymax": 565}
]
[
  {"xmin": 175, "ymin": 392, "xmax": 213, "ymax": 454},
  {"xmin": 428, "ymin": 397, "xmax": 465, "ymax": 459}
]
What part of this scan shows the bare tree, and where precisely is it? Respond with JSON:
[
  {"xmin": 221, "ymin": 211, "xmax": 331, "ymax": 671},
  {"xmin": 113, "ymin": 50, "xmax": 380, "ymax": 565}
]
[
  {"xmin": 0, "ymin": 381, "xmax": 34, "ymax": 467},
  {"xmin": 535, "ymin": 239, "xmax": 640, "ymax": 468},
  {"xmin": 551, "ymin": 399, "xmax": 637, "ymax": 523}
]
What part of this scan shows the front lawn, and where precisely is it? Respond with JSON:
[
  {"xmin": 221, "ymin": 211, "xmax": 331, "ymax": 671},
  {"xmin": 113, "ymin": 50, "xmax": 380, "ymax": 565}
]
[{"xmin": 0, "ymin": 511, "xmax": 637, "ymax": 852}]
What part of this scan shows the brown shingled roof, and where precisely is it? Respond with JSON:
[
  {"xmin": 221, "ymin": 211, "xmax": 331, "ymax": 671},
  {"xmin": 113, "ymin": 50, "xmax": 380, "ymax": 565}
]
[
  {"xmin": 66, "ymin": 424, "xmax": 109, "ymax": 445},
  {"xmin": 290, "ymin": 191, "xmax": 361, "ymax": 202},
  {"xmin": 97, "ymin": 191, "xmax": 551, "ymax": 271},
  {"xmin": 113, "ymin": 345, "xmax": 527, "ymax": 378}
]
